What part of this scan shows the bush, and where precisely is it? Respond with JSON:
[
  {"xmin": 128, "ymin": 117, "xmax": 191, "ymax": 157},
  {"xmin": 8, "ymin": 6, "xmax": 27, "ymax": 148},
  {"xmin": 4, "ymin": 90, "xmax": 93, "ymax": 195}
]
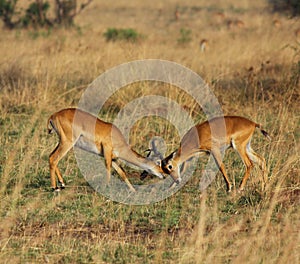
[
  {"xmin": 103, "ymin": 28, "xmax": 142, "ymax": 42},
  {"xmin": 0, "ymin": 0, "xmax": 93, "ymax": 29},
  {"xmin": 177, "ymin": 28, "xmax": 192, "ymax": 45},
  {"xmin": 269, "ymin": 0, "xmax": 300, "ymax": 16},
  {"xmin": 0, "ymin": 0, "xmax": 17, "ymax": 29},
  {"xmin": 22, "ymin": 1, "xmax": 51, "ymax": 28}
]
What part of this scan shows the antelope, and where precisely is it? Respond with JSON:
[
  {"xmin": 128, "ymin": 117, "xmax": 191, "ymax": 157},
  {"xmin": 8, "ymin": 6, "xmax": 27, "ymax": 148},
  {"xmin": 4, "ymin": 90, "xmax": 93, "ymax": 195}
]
[
  {"xmin": 47, "ymin": 108, "xmax": 164, "ymax": 192},
  {"xmin": 174, "ymin": 8, "xmax": 180, "ymax": 21},
  {"xmin": 227, "ymin": 19, "xmax": 245, "ymax": 30},
  {"xmin": 199, "ymin": 39, "xmax": 209, "ymax": 52},
  {"xmin": 273, "ymin": 19, "xmax": 281, "ymax": 28},
  {"xmin": 157, "ymin": 116, "xmax": 271, "ymax": 192},
  {"xmin": 213, "ymin": 11, "xmax": 225, "ymax": 21},
  {"xmin": 235, "ymin": 20, "xmax": 245, "ymax": 28}
]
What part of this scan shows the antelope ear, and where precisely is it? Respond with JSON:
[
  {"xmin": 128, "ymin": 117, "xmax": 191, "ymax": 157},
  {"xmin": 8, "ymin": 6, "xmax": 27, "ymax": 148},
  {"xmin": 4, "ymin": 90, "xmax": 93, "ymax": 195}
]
[
  {"xmin": 176, "ymin": 147, "xmax": 181, "ymax": 156},
  {"xmin": 144, "ymin": 149, "xmax": 152, "ymax": 158},
  {"xmin": 166, "ymin": 151, "xmax": 177, "ymax": 161},
  {"xmin": 162, "ymin": 151, "xmax": 177, "ymax": 167},
  {"xmin": 171, "ymin": 151, "xmax": 177, "ymax": 159}
]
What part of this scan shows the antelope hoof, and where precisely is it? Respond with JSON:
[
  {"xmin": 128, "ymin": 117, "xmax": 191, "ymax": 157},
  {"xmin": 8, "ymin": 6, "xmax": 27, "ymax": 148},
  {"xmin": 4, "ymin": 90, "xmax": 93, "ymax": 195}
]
[
  {"xmin": 59, "ymin": 182, "xmax": 65, "ymax": 189},
  {"xmin": 227, "ymin": 187, "xmax": 232, "ymax": 193},
  {"xmin": 237, "ymin": 188, "xmax": 244, "ymax": 193},
  {"xmin": 52, "ymin": 187, "xmax": 61, "ymax": 192}
]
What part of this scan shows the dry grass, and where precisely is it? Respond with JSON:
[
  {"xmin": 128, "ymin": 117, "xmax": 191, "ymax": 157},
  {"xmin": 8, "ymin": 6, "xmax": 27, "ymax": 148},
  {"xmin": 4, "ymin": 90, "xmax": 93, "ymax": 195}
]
[{"xmin": 0, "ymin": 0, "xmax": 299, "ymax": 263}]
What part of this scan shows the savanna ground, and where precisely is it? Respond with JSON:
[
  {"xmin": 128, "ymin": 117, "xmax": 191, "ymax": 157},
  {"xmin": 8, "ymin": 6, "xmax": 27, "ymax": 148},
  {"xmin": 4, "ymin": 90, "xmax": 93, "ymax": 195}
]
[{"xmin": 0, "ymin": 0, "xmax": 299, "ymax": 263}]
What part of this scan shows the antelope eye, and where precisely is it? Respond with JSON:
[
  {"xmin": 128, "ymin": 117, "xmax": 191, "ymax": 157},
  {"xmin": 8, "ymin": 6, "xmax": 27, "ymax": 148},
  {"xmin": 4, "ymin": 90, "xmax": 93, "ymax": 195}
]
[{"xmin": 168, "ymin": 165, "xmax": 173, "ymax": 170}]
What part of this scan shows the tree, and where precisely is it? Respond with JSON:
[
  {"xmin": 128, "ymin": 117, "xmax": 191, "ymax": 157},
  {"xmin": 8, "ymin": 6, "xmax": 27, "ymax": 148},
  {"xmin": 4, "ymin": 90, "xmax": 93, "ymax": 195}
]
[
  {"xmin": 0, "ymin": 0, "xmax": 18, "ymax": 29},
  {"xmin": 55, "ymin": 0, "xmax": 92, "ymax": 27},
  {"xmin": 0, "ymin": 0, "xmax": 93, "ymax": 29},
  {"xmin": 22, "ymin": 0, "xmax": 52, "ymax": 28},
  {"xmin": 269, "ymin": 0, "xmax": 300, "ymax": 16}
]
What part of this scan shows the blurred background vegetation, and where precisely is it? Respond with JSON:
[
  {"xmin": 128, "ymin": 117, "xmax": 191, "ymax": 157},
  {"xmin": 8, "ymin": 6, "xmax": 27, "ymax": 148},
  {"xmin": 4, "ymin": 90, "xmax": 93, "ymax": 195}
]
[
  {"xmin": 0, "ymin": 0, "xmax": 299, "ymax": 31},
  {"xmin": 0, "ymin": 0, "xmax": 92, "ymax": 29}
]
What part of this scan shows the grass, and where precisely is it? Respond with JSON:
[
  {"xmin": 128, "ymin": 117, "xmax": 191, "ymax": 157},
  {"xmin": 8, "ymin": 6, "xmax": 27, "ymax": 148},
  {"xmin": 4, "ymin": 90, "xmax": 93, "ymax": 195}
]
[{"xmin": 0, "ymin": 0, "xmax": 299, "ymax": 263}]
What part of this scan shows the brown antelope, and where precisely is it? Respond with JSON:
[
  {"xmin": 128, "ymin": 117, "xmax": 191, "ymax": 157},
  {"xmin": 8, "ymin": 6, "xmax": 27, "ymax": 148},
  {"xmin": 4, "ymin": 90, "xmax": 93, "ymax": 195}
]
[
  {"xmin": 47, "ymin": 108, "xmax": 164, "ymax": 192},
  {"xmin": 174, "ymin": 8, "xmax": 180, "ymax": 21},
  {"xmin": 199, "ymin": 39, "xmax": 209, "ymax": 52},
  {"xmin": 159, "ymin": 116, "xmax": 271, "ymax": 192},
  {"xmin": 273, "ymin": 19, "xmax": 281, "ymax": 28},
  {"xmin": 213, "ymin": 11, "xmax": 225, "ymax": 21},
  {"xmin": 227, "ymin": 19, "xmax": 245, "ymax": 30}
]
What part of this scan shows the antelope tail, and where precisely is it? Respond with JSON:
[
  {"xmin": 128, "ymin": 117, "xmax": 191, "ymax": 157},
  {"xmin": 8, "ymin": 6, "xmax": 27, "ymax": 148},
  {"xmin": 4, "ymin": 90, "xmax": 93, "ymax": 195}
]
[
  {"xmin": 256, "ymin": 123, "xmax": 271, "ymax": 141},
  {"xmin": 47, "ymin": 116, "xmax": 57, "ymax": 134}
]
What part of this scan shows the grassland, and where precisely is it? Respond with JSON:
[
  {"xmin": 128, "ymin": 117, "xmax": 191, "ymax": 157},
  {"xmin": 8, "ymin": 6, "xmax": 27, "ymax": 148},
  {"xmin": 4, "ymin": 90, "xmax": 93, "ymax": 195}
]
[{"xmin": 0, "ymin": 0, "xmax": 299, "ymax": 263}]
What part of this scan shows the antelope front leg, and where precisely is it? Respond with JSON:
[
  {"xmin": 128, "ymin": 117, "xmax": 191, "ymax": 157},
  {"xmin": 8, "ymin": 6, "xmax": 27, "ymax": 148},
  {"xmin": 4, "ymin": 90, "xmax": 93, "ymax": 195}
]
[
  {"xmin": 211, "ymin": 149, "xmax": 232, "ymax": 192},
  {"xmin": 49, "ymin": 141, "xmax": 73, "ymax": 191},
  {"xmin": 55, "ymin": 167, "xmax": 65, "ymax": 189},
  {"xmin": 235, "ymin": 143, "xmax": 253, "ymax": 192},
  {"xmin": 238, "ymin": 163, "xmax": 253, "ymax": 193},
  {"xmin": 112, "ymin": 162, "xmax": 136, "ymax": 192}
]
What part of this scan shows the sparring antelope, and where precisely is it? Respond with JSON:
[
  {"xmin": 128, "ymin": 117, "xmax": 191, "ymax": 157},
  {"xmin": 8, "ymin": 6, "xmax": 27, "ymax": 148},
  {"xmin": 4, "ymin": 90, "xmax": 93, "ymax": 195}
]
[
  {"xmin": 47, "ymin": 108, "xmax": 164, "ymax": 192},
  {"xmin": 157, "ymin": 116, "xmax": 270, "ymax": 192}
]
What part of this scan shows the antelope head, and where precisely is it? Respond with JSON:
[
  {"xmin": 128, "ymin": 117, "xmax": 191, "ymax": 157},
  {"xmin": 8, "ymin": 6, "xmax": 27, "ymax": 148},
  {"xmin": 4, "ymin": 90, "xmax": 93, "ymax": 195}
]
[{"xmin": 161, "ymin": 150, "xmax": 182, "ymax": 185}]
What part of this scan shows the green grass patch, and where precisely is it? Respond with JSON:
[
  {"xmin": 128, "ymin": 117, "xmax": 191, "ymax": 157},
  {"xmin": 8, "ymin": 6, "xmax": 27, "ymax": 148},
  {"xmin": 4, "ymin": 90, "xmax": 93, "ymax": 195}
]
[{"xmin": 103, "ymin": 28, "xmax": 143, "ymax": 42}]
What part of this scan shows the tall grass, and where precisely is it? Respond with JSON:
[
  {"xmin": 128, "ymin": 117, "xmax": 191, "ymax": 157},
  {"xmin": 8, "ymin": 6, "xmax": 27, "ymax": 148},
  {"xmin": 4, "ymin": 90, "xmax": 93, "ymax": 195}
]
[{"xmin": 0, "ymin": 0, "xmax": 299, "ymax": 263}]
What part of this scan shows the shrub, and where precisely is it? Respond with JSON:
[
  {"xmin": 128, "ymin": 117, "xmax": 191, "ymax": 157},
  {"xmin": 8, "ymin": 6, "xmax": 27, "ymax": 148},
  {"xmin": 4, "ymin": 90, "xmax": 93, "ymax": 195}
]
[
  {"xmin": 22, "ymin": 1, "xmax": 51, "ymax": 28},
  {"xmin": 103, "ymin": 28, "xmax": 142, "ymax": 42},
  {"xmin": 177, "ymin": 28, "xmax": 192, "ymax": 45},
  {"xmin": 0, "ymin": 0, "xmax": 17, "ymax": 29},
  {"xmin": 269, "ymin": 0, "xmax": 300, "ymax": 16},
  {"xmin": 0, "ymin": 0, "xmax": 93, "ymax": 29}
]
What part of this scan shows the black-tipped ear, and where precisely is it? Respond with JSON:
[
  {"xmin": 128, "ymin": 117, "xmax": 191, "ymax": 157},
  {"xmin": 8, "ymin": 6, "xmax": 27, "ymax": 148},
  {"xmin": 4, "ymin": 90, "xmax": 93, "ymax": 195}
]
[
  {"xmin": 167, "ymin": 151, "xmax": 177, "ymax": 160},
  {"xmin": 144, "ymin": 149, "xmax": 152, "ymax": 158},
  {"xmin": 162, "ymin": 151, "xmax": 177, "ymax": 167}
]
